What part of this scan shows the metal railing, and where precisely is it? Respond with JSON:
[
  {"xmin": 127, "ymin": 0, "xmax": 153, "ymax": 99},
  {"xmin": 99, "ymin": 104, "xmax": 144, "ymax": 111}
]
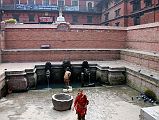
[{"xmin": 0, "ymin": 4, "xmax": 101, "ymax": 13}]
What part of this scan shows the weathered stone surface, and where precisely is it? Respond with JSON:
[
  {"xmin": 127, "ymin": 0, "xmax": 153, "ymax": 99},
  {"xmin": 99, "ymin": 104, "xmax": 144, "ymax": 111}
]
[
  {"xmin": 0, "ymin": 86, "xmax": 152, "ymax": 120},
  {"xmin": 26, "ymin": 69, "xmax": 37, "ymax": 89},
  {"xmin": 52, "ymin": 93, "xmax": 73, "ymax": 111},
  {"xmin": 96, "ymin": 68, "xmax": 109, "ymax": 84},
  {"xmin": 108, "ymin": 71, "xmax": 126, "ymax": 85},
  {"xmin": 6, "ymin": 71, "xmax": 28, "ymax": 91},
  {"xmin": 140, "ymin": 106, "xmax": 159, "ymax": 120}
]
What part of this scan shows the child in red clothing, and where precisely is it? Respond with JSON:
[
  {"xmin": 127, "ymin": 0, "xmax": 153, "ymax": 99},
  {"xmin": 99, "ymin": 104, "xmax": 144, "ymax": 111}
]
[{"xmin": 73, "ymin": 89, "xmax": 89, "ymax": 120}]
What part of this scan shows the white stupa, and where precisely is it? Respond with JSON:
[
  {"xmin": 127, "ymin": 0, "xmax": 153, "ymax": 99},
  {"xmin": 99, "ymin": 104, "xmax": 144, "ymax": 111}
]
[{"xmin": 56, "ymin": 8, "xmax": 66, "ymax": 24}]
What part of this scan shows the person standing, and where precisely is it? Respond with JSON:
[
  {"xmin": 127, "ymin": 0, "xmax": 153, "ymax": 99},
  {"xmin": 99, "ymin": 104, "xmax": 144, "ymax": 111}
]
[
  {"xmin": 64, "ymin": 67, "xmax": 71, "ymax": 88},
  {"xmin": 73, "ymin": 89, "xmax": 89, "ymax": 120}
]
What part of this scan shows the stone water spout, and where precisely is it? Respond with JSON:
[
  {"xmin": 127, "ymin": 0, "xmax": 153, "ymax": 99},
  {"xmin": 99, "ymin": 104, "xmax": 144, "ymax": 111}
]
[
  {"xmin": 81, "ymin": 60, "xmax": 95, "ymax": 87},
  {"xmin": 45, "ymin": 62, "xmax": 52, "ymax": 88}
]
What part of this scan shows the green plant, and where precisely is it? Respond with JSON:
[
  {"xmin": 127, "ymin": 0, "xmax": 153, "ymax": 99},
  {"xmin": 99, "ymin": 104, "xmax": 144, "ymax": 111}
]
[
  {"xmin": 144, "ymin": 89, "xmax": 157, "ymax": 101},
  {"xmin": 5, "ymin": 19, "xmax": 17, "ymax": 24}
]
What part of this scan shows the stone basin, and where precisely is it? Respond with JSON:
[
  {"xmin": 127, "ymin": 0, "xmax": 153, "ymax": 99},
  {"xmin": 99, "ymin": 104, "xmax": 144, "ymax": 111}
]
[{"xmin": 52, "ymin": 93, "xmax": 73, "ymax": 111}]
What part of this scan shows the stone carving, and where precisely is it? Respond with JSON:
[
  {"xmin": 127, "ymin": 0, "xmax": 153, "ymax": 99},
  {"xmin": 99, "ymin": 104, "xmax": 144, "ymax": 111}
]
[
  {"xmin": 81, "ymin": 60, "xmax": 90, "ymax": 86},
  {"xmin": 81, "ymin": 60, "xmax": 95, "ymax": 87},
  {"xmin": 45, "ymin": 62, "xmax": 52, "ymax": 88},
  {"xmin": 56, "ymin": 8, "xmax": 66, "ymax": 24},
  {"xmin": 57, "ymin": 23, "xmax": 70, "ymax": 31}
]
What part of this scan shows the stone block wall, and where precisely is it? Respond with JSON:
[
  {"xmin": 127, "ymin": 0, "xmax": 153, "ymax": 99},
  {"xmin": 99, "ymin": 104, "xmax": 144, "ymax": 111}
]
[
  {"xmin": 0, "ymin": 73, "xmax": 6, "ymax": 98},
  {"xmin": 126, "ymin": 68, "xmax": 159, "ymax": 100}
]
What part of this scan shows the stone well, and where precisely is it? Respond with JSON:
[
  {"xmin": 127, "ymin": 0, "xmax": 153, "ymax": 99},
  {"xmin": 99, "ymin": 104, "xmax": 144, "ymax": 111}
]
[{"xmin": 52, "ymin": 93, "xmax": 73, "ymax": 111}]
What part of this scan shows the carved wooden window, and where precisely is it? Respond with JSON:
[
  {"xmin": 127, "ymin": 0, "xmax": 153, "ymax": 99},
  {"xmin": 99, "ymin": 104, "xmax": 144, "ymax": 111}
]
[
  {"xmin": 144, "ymin": 0, "xmax": 152, "ymax": 7},
  {"xmin": 115, "ymin": 8, "xmax": 120, "ymax": 17},
  {"xmin": 43, "ymin": 0, "xmax": 49, "ymax": 5},
  {"xmin": 28, "ymin": 0, "xmax": 34, "ymax": 5},
  {"xmin": 72, "ymin": 0, "xmax": 78, "ymax": 6},
  {"xmin": 16, "ymin": 0, "xmax": 20, "ymax": 4},
  {"xmin": 72, "ymin": 15, "xmax": 78, "ymax": 23},
  {"xmin": 134, "ymin": 16, "xmax": 140, "ymax": 25},
  {"xmin": 58, "ymin": 0, "xmax": 64, "ymax": 7},
  {"xmin": 87, "ymin": 16, "xmax": 92, "ymax": 23},
  {"xmin": 104, "ymin": 13, "xmax": 109, "ymax": 21},
  {"xmin": 132, "ymin": 0, "xmax": 141, "ymax": 12},
  {"xmin": 29, "ymin": 14, "xmax": 35, "ymax": 22}
]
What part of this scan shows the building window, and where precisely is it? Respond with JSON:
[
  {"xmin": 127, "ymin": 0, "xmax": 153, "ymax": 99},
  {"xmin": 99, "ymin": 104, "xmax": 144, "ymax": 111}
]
[
  {"xmin": 105, "ymin": 23, "xmax": 109, "ymax": 26},
  {"xmin": 29, "ymin": 14, "xmax": 35, "ymax": 22},
  {"xmin": 105, "ymin": 2, "xmax": 108, "ymax": 9},
  {"xmin": 43, "ymin": 0, "xmax": 49, "ymax": 5},
  {"xmin": 114, "ymin": 0, "xmax": 120, "ymax": 4},
  {"xmin": 12, "ymin": 14, "xmax": 19, "ymax": 22},
  {"xmin": 16, "ymin": 0, "xmax": 20, "ymax": 4},
  {"xmin": 132, "ymin": 0, "xmax": 141, "ymax": 12},
  {"xmin": 58, "ymin": 0, "xmax": 64, "ymax": 7},
  {"xmin": 104, "ymin": 13, "xmax": 109, "ymax": 21},
  {"xmin": 144, "ymin": 0, "xmax": 152, "ymax": 7},
  {"xmin": 87, "ymin": 2, "xmax": 94, "ymax": 12},
  {"xmin": 115, "ymin": 8, "xmax": 120, "ymax": 17},
  {"xmin": 134, "ymin": 16, "xmax": 140, "ymax": 25},
  {"xmin": 72, "ymin": 0, "xmax": 78, "ymax": 6},
  {"xmin": 87, "ymin": 16, "xmax": 92, "ymax": 23},
  {"xmin": 115, "ymin": 22, "xmax": 120, "ymax": 26},
  {"xmin": 28, "ymin": 0, "xmax": 34, "ymax": 5},
  {"xmin": 72, "ymin": 15, "xmax": 78, "ymax": 23}
]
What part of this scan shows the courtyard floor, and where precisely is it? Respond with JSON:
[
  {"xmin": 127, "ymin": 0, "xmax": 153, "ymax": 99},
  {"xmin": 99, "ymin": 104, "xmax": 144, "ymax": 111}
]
[{"xmin": 0, "ymin": 85, "xmax": 154, "ymax": 120}]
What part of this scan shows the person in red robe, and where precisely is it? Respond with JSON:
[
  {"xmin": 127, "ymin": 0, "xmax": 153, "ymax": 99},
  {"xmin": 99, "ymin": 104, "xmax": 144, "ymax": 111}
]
[{"xmin": 73, "ymin": 89, "xmax": 89, "ymax": 120}]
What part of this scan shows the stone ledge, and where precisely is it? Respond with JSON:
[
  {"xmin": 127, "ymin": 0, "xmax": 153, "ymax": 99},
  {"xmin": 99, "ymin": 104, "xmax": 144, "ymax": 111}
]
[
  {"xmin": 140, "ymin": 106, "xmax": 159, "ymax": 120},
  {"xmin": 0, "ymin": 60, "xmax": 158, "ymax": 99},
  {"xmin": 5, "ymin": 22, "xmax": 159, "ymax": 31},
  {"xmin": 5, "ymin": 24, "xmax": 127, "ymax": 30},
  {"xmin": 127, "ymin": 22, "xmax": 159, "ymax": 30},
  {"xmin": 121, "ymin": 49, "xmax": 159, "ymax": 62}
]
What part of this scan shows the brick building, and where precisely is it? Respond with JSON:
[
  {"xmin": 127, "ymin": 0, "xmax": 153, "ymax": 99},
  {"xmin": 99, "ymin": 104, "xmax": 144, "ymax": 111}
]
[
  {"xmin": 100, "ymin": 0, "xmax": 159, "ymax": 27},
  {"xmin": 1, "ymin": 0, "xmax": 159, "ymax": 26},
  {"xmin": 0, "ymin": 0, "xmax": 101, "ymax": 25}
]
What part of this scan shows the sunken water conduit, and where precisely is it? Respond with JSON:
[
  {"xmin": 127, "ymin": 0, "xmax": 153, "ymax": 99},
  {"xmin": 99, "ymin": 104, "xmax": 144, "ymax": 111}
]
[{"xmin": 0, "ymin": 60, "xmax": 126, "ymax": 96}]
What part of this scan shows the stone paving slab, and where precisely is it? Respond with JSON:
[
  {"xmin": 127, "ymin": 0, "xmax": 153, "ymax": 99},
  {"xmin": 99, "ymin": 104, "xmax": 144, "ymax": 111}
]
[
  {"xmin": 140, "ymin": 106, "xmax": 159, "ymax": 120},
  {"xmin": 0, "ymin": 86, "xmax": 154, "ymax": 120}
]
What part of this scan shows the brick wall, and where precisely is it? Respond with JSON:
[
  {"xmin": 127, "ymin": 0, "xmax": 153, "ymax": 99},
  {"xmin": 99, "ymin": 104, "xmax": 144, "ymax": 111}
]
[
  {"xmin": 2, "ymin": 49, "xmax": 120, "ymax": 62},
  {"xmin": 1, "ymin": 24, "xmax": 127, "ymax": 62},
  {"xmin": 141, "ymin": 12, "xmax": 155, "ymax": 25},
  {"xmin": 127, "ymin": 23, "xmax": 159, "ymax": 52},
  {"xmin": 120, "ymin": 50, "xmax": 159, "ymax": 71},
  {"xmin": 0, "ymin": 22, "xmax": 5, "ymax": 63},
  {"xmin": 2, "ymin": 23, "xmax": 159, "ymax": 64},
  {"xmin": 4, "ymin": 24, "xmax": 127, "ymax": 49},
  {"xmin": 0, "ymin": 32, "xmax": 2, "ymax": 63}
]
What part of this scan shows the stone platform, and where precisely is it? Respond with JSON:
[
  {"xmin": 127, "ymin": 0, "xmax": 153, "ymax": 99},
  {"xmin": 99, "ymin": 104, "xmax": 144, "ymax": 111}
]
[
  {"xmin": 0, "ymin": 60, "xmax": 159, "ymax": 100},
  {"xmin": 140, "ymin": 106, "xmax": 159, "ymax": 120},
  {"xmin": 0, "ymin": 86, "xmax": 155, "ymax": 120}
]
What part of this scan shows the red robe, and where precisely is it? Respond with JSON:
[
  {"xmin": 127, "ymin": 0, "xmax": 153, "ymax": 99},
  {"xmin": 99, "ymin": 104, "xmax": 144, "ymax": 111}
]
[{"xmin": 74, "ymin": 93, "xmax": 89, "ymax": 117}]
